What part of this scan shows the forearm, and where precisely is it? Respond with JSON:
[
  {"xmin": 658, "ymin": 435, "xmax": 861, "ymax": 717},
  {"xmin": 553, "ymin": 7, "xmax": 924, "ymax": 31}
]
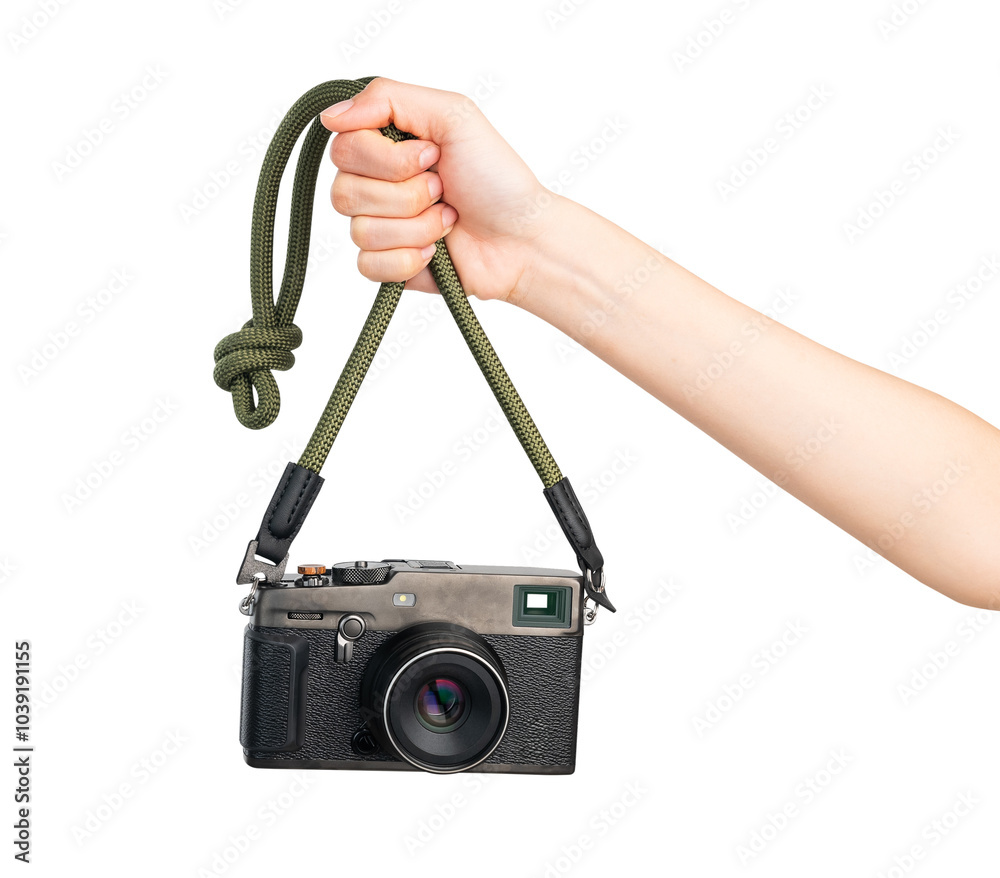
[{"xmin": 514, "ymin": 195, "xmax": 1000, "ymax": 608}]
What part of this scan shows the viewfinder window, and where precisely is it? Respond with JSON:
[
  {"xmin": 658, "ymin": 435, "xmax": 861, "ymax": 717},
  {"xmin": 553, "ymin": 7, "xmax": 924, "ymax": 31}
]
[{"xmin": 513, "ymin": 586, "xmax": 572, "ymax": 628}]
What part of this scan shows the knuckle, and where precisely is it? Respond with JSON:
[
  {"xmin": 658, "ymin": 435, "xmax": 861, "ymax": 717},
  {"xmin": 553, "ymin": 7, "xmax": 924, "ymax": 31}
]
[
  {"xmin": 330, "ymin": 174, "xmax": 355, "ymax": 214},
  {"xmin": 349, "ymin": 216, "xmax": 371, "ymax": 248},
  {"xmin": 443, "ymin": 92, "xmax": 479, "ymax": 126},
  {"xmin": 364, "ymin": 76, "xmax": 391, "ymax": 96},
  {"xmin": 328, "ymin": 132, "xmax": 356, "ymax": 168},
  {"xmin": 403, "ymin": 146, "xmax": 428, "ymax": 180},
  {"xmin": 405, "ymin": 182, "xmax": 427, "ymax": 216},
  {"xmin": 427, "ymin": 210, "xmax": 447, "ymax": 240},
  {"xmin": 356, "ymin": 250, "xmax": 379, "ymax": 281},
  {"xmin": 382, "ymin": 147, "xmax": 414, "ymax": 184}
]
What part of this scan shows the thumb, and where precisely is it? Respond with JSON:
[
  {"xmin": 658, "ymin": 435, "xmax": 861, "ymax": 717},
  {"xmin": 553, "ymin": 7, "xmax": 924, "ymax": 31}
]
[{"xmin": 319, "ymin": 77, "xmax": 474, "ymax": 144}]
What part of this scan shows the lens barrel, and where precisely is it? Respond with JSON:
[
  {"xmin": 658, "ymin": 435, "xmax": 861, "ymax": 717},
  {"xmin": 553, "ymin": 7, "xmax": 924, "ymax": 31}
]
[{"xmin": 360, "ymin": 623, "xmax": 509, "ymax": 773}]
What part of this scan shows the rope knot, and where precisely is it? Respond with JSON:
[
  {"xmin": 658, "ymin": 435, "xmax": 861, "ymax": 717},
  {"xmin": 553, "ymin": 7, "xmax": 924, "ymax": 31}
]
[{"xmin": 213, "ymin": 320, "xmax": 303, "ymax": 429}]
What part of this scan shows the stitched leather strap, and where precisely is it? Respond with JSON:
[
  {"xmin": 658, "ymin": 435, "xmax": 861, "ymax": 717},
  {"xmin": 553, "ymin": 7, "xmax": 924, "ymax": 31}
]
[
  {"xmin": 253, "ymin": 463, "xmax": 324, "ymax": 566},
  {"xmin": 544, "ymin": 478, "xmax": 614, "ymax": 611}
]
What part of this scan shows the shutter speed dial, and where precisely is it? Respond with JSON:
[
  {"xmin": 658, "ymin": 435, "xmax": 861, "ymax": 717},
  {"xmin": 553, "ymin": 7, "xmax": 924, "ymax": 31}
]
[{"xmin": 329, "ymin": 560, "xmax": 392, "ymax": 585}]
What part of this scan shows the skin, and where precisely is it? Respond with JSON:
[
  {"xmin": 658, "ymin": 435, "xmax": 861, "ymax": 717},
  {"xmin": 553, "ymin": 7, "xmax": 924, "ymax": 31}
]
[{"xmin": 321, "ymin": 77, "xmax": 1000, "ymax": 610}]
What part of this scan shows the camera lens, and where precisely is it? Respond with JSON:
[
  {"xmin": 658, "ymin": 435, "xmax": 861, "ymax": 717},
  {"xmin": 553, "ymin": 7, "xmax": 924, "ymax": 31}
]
[
  {"xmin": 361, "ymin": 623, "xmax": 509, "ymax": 774},
  {"xmin": 415, "ymin": 678, "xmax": 468, "ymax": 732}
]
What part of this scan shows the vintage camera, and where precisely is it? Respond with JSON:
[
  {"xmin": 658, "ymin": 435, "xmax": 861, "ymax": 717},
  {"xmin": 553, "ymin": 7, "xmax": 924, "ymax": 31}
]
[{"xmin": 240, "ymin": 557, "xmax": 591, "ymax": 774}]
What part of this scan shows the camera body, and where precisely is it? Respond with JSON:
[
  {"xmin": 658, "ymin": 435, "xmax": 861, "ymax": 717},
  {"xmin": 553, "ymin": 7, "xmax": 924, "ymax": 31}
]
[{"xmin": 240, "ymin": 558, "xmax": 587, "ymax": 774}]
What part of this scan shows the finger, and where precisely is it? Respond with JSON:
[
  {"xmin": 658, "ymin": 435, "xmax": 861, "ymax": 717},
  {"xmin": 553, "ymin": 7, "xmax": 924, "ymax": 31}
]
[
  {"xmin": 403, "ymin": 266, "xmax": 440, "ymax": 295},
  {"xmin": 357, "ymin": 245, "xmax": 438, "ymax": 284},
  {"xmin": 331, "ymin": 170, "xmax": 442, "ymax": 218},
  {"xmin": 319, "ymin": 77, "xmax": 479, "ymax": 144},
  {"xmin": 330, "ymin": 129, "xmax": 439, "ymax": 182},
  {"xmin": 350, "ymin": 203, "xmax": 457, "ymax": 251}
]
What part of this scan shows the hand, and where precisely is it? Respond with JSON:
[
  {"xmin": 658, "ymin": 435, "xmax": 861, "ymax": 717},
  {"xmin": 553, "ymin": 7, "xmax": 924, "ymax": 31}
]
[{"xmin": 320, "ymin": 77, "xmax": 557, "ymax": 304}]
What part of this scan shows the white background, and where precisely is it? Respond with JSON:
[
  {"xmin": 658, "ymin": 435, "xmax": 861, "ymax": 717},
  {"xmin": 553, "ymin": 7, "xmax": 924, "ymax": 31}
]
[{"xmin": 3, "ymin": 0, "xmax": 999, "ymax": 875}]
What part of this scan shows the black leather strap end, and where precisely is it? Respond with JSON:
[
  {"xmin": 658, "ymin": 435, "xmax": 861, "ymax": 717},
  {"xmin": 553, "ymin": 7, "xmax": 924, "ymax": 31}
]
[
  {"xmin": 543, "ymin": 477, "xmax": 603, "ymax": 571},
  {"xmin": 542, "ymin": 476, "xmax": 604, "ymax": 570},
  {"xmin": 254, "ymin": 462, "xmax": 324, "ymax": 564},
  {"xmin": 543, "ymin": 478, "xmax": 615, "ymax": 612}
]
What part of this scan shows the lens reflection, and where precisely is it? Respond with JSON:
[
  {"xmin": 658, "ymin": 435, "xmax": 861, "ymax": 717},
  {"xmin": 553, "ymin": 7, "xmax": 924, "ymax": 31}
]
[{"xmin": 415, "ymin": 678, "xmax": 467, "ymax": 732}]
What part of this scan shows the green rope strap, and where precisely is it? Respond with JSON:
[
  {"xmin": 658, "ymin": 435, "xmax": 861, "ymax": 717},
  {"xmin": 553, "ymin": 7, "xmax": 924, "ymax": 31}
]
[{"xmin": 213, "ymin": 78, "xmax": 563, "ymax": 487}]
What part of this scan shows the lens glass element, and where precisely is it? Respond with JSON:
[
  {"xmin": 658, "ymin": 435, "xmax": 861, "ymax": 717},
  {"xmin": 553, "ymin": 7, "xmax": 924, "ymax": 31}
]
[{"xmin": 415, "ymin": 678, "xmax": 467, "ymax": 732}]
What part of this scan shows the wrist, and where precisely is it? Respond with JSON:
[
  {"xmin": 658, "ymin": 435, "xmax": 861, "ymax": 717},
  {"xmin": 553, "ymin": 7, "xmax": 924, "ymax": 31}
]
[
  {"xmin": 506, "ymin": 193, "xmax": 587, "ymax": 314},
  {"xmin": 508, "ymin": 193, "xmax": 667, "ymax": 340}
]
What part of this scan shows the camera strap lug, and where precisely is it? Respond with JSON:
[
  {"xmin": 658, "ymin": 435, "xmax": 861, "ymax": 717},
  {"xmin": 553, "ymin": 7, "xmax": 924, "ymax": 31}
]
[
  {"xmin": 238, "ymin": 539, "xmax": 289, "ymax": 586},
  {"xmin": 583, "ymin": 567, "xmax": 613, "ymax": 624},
  {"xmin": 239, "ymin": 575, "xmax": 263, "ymax": 616}
]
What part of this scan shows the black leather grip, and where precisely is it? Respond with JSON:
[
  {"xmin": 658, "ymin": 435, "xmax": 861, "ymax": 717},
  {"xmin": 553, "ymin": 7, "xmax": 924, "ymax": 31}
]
[
  {"xmin": 544, "ymin": 477, "xmax": 603, "ymax": 571},
  {"xmin": 254, "ymin": 462, "xmax": 324, "ymax": 564},
  {"xmin": 240, "ymin": 626, "xmax": 309, "ymax": 752}
]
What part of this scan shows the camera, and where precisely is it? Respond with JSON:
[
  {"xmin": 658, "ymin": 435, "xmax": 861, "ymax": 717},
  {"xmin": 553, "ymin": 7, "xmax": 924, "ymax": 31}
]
[{"xmin": 240, "ymin": 557, "xmax": 590, "ymax": 774}]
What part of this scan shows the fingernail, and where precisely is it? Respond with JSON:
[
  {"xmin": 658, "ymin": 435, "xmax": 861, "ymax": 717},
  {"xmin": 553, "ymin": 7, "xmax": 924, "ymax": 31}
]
[
  {"xmin": 427, "ymin": 174, "xmax": 443, "ymax": 199},
  {"xmin": 441, "ymin": 205, "xmax": 458, "ymax": 229},
  {"xmin": 320, "ymin": 99, "xmax": 354, "ymax": 120},
  {"xmin": 420, "ymin": 243, "xmax": 437, "ymax": 259},
  {"xmin": 418, "ymin": 145, "xmax": 439, "ymax": 169}
]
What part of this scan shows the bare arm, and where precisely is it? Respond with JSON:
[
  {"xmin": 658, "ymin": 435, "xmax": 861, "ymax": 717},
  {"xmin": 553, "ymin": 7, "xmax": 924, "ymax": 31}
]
[
  {"xmin": 514, "ymin": 197, "xmax": 1000, "ymax": 609},
  {"xmin": 321, "ymin": 78, "xmax": 1000, "ymax": 609}
]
